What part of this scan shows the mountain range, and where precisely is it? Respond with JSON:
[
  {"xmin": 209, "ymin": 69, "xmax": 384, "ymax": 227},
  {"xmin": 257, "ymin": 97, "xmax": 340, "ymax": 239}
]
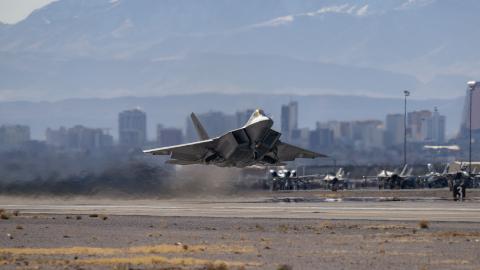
[{"xmin": 0, "ymin": 0, "xmax": 478, "ymax": 101}]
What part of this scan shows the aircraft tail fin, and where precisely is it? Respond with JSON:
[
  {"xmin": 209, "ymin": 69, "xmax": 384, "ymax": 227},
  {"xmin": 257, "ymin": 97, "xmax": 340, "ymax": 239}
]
[
  {"xmin": 407, "ymin": 167, "xmax": 413, "ymax": 177},
  {"xmin": 400, "ymin": 164, "xmax": 408, "ymax": 177},
  {"xmin": 190, "ymin": 113, "xmax": 209, "ymax": 140},
  {"xmin": 336, "ymin": 168, "xmax": 344, "ymax": 178},
  {"xmin": 442, "ymin": 164, "xmax": 449, "ymax": 175}
]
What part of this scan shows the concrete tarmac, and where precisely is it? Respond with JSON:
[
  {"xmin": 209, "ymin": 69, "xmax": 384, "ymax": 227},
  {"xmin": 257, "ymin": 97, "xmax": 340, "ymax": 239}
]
[{"xmin": 1, "ymin": 196, "xmax": 480, "ymax": 222}]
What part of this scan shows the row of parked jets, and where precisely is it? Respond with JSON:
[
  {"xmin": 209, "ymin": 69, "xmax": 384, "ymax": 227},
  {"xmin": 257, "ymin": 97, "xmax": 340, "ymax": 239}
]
[{"xmin": 269, "ymin": 163, "xmax": 480, "ymax": 191}]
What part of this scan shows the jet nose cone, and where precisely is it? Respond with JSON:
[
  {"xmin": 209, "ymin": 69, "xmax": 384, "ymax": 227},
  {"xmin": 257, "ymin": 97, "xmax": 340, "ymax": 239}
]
[
  {"xmin": 253, "ymin": 109, "xmax": 266, "ymax": 117},
  {"xmin": 245, "ymin": 109, "xmax": 272, "ymax": 127}
]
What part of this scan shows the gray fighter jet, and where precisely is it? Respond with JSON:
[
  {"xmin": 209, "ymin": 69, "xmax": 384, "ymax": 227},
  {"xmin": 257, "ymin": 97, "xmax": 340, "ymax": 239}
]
[{"xmin": 144, "ymin": 109, "xmax": 326, "ymax": 167}]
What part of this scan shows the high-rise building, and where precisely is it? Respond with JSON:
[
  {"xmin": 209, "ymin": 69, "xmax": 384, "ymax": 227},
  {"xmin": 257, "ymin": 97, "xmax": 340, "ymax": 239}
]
[
  {"xmin": 317, "ymin": 120, "xmax": 384, "ymax": 150},
  {"xmin": 185, "ymin": 111, "xmax": 236, "ymax": 142},
  {"xmin": 309, "ymin": 128, "xmax": 334, "ymax": 151},
  {"xmin": 68, "ymin": 125, "xmax": 113, "ymax": 150},
  {"xmin": 385, "ymin": 109, "xmax": 447, "ymax": 145},
  {"xmin": 459, "ymin": 81, "xmax": 480, "ymax": 139},
  {"xmin": 157, "ymin": 125, "xmax": 183, "ymax": 147},
  {"xmin": 318, "ymin": 121, "xmax": 353, "ymax": 144},
  {"xmin": 426, "ymin": 107, "xmax": 446, "ymax": 143},
  {"xmin": 351, "ymin": 120, "xmax": 384, "ymax": 150},
  {"xmin": 408, "ymin": 110, "xmax": 432, "ymax": 142},
  {"xmin": 281, "ymin": 101, "xmax": 298, "ymax": 141},
  {"xmin": 0, "ymin": 125, "xmax": 30, "ymax": 145},
  {"xmin": 46, "ymin": 127, "xmax": 68, "ymax": 147},
  {"xmin": 118, "ymin": 109, "xmax": 147, "ymax": 147},
  {"xmin": 290, "ymin": 128, "xmax": 310, "ymax": 148},
  {"xmin": 46, "ymin": 126, "xmax": 113, "ymax": 150},
  {"xmin": 385, "ymin": 114, "xmax": 404, "ymax": 146},
  {"xmin": 281, "ymin": 105, "xmax": 289, "ymax": 138}
]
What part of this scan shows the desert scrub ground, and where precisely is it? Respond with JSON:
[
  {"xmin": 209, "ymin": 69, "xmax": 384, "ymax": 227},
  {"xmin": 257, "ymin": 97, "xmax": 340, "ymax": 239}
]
[{"xmin": 0, "ymin": 213, "xmax": 479, "ymax": 270}]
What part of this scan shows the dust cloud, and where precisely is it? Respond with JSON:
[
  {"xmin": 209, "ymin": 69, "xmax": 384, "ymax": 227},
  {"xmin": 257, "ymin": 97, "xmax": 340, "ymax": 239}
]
[{"xmin": 0, "ymin": 146, "xmax": 253, "ymax": 198}]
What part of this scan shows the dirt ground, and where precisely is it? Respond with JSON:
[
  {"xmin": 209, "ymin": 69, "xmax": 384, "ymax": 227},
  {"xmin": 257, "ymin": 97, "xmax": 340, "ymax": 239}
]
[{"xmin": 1, "ymin": 211, "xmax": 479, "ymax": 270}]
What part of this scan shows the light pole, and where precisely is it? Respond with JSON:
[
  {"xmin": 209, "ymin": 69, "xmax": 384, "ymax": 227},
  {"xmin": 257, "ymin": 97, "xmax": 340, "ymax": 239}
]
[
  {"xmin": 403, "ymin": 90, "xmax": 410, "ymax": 167},
  {"xmin": 467, "ymin": 81, "xmax": 477, "ymax": 175},
  {"xmin": 333, "ymin": 157, "xmax": 337, "ymax": 174}
]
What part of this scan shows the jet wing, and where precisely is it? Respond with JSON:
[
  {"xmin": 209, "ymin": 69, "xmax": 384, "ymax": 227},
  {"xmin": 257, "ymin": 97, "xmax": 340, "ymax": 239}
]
[
  {"xmin": 276, "ymin": 141, "xmax": 327, "ymax": 161},
  {"xmin": 143, "ymin": 139, "xmax": 217, "ymax": 162}
]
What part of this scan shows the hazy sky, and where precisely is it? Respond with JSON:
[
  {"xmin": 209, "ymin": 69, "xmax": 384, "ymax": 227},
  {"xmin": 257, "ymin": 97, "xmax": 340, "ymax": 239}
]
[{"xmin": 0, "ymin": 0, "xmax": 55, "ymax": 24}]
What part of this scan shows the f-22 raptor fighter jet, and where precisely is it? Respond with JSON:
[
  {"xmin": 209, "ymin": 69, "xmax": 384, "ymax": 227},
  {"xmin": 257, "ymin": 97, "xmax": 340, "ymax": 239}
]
[{"xmin": 144, "ymin": 109, "xmax": 326, "ymax": 168}]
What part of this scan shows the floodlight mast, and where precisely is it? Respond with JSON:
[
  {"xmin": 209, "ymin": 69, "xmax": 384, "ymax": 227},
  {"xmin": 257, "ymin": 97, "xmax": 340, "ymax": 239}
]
[
  {"xmin": 403, "ymin": 90, "xmax": 410, "ymax": 167},
  {"xmin": 467, "ymin": 81, "xmax": 477, "ymax": 175}
]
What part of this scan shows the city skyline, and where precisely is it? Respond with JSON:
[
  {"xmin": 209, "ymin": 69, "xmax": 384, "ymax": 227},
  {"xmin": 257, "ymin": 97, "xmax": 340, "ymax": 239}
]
[
  {"xmin": 0, "ymin": 101, "xmax": 449, "ymax": 146},
  {"xmin": 0, "ymin": 100, "xmax": 454, "ymax": 144},
  {"xmin": 2, "ymin": 99, "xmax": 473, "ymax": 166}
]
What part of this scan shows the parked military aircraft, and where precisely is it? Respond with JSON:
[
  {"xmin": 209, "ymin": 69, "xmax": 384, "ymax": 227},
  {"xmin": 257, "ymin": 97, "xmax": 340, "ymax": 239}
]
[
  {"xmin": 323, "ymin": 168, "xmax": 347, "ymax": 182},
  {"xmin": 418, "ymin": 164, "xmax": 449, "ymax": 188},
  {"xmin": 323, "ymin": 168, "xmax": 348, "ymax": 191},
  {"xmin": 268, "ymin": 169, "xmax": 307, "ymax": 190},
  {"xmin": 376, "ymin": 164, "xmax": 415, "ymax": 189},
  {"xmin": 376, "ymin": 169, "xmax": 395, "ymax": 179},
  {"xmin": 144, "ymin": 109, "xmax": 326, "ymax": 168},
  {"xmin": 445, "ymin": 162, "xmax": 479, "ymax": 189}
]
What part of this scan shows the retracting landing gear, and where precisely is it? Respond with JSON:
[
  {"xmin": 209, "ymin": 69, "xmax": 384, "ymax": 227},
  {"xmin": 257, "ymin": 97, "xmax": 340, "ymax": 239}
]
[{"xmin": 270, "ymin": 178, "xmax": 309, "ymax": 191}]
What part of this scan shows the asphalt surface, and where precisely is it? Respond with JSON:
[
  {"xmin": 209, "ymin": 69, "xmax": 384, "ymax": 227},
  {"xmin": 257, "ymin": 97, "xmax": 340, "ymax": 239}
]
[{"xmin": 1, "ymin": 190, "xmax": 480, "ymax": 222}]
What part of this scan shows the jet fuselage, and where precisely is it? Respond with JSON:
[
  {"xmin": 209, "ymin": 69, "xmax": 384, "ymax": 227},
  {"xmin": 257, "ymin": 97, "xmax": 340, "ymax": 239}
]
[{"xmin": 207, "ymin": 113, "xmax": 280, "ymax": 167}]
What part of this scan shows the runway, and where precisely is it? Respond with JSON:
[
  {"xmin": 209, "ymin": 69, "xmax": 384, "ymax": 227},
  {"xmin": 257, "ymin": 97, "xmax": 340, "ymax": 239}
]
[
  {"xmin": 2, "ymin": 198, "xmax": 480, "ymax": 222},
  {"xmin": 2, "ymin": 193, "xmax": 480, "ymax": 269}
]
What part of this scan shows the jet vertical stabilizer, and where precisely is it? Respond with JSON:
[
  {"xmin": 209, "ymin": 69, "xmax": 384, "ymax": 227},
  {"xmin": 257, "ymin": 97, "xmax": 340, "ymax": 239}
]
[
  {"xmin": 190, "ymin": 112, "xmax": 209, "ymax": 140},
  {"xmin": 336, "ymin": 168, "xmax": 344, "ymax": 178},
  {"xmin": 442, "ymin": 164, "xmax": 449, "ymax": 175},
  {"xmin": 406, "ymin": 167, "xmax": 413, "ymax": 177},
  {"xmin": 400, "ymin": 164, "xmax": 408, "ymax": 177}
]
